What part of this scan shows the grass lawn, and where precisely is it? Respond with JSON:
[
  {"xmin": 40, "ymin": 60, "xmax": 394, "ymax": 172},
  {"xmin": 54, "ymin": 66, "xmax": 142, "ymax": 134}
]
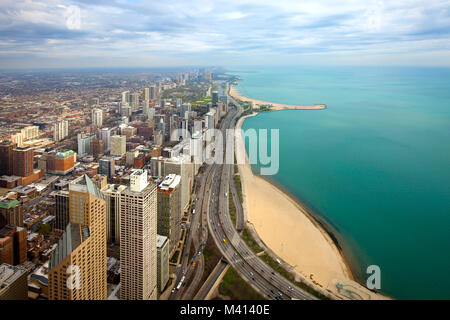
[{"xmin": 218, "ymin": 267, "xmax": 266, "ymax": 300}]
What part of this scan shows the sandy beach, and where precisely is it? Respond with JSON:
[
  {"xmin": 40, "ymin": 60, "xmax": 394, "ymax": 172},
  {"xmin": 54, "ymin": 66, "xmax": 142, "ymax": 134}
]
[
  {"xmin": 235, "ymin": 112, "xmax": 389, "ymax": 300},
  {"xmin": 230, "ymin": 85, "xmax": 327, "ymax": 110}
]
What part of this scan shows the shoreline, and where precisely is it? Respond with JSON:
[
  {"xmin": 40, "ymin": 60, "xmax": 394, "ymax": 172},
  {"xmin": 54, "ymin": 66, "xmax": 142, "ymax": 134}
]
[
  {"xmin": 230, "ymin": 85, "xmax": 327, "ymax": 110},
  {"xmin": 235, "ymin": 112, "xmax": 390, "ymax": 300}
]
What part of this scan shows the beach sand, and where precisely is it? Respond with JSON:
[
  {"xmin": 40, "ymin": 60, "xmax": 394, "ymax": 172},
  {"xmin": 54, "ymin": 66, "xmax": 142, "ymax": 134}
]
[
  {"xmin": 235, "ymin": 113, "xmax": 389, "ymax": 299},
  {"xmin": 230, "ymin": 85, "xmax": 326, "ymax": 110}
]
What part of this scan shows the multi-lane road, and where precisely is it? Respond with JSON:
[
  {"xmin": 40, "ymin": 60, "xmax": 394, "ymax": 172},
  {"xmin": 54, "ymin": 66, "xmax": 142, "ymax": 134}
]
[{"xmin": 171, "ymin": 92, "xmax": 318, "ymax": 300}]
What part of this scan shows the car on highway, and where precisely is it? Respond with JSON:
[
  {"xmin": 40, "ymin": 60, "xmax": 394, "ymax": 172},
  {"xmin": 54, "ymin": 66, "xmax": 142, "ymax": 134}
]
[
  {"xmin": 250, "ymin": 272, "xmax": 254, "ymax": 276},
  {"xmin": 222, "ymin": 238, "xmax": 226, "ymax": 244}
]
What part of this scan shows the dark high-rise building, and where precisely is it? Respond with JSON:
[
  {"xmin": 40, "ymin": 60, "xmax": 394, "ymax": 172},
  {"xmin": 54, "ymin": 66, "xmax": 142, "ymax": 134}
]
[
  {"xmin": 0, "ymin": 199, "xmax": 23, "ymax": 229},
  {"xmin": 55, "ymin": 190, "xmax": 69, "ymax": 230},
  {"xmin": 99, "ymin": 157, "xmax": 115, "ymax": 178},
  {"xmin": 212, "ymin": 90, "xmax": 219, "ymax": 106},
  {"xmin": 0, "ymin": 225, "xmax": 26, "ymax": 266},
  {"xmin": 13, "ymin": 227, "xmax": 26, "ymax": 265},
  {"xmin": 0, "ymin": 141, "xmax": 16, "ymax": 176},
  {"xmin": 90, "ymin": 139, "xmax": 104, "ymax": 158},
  {"xmin": 0, "ymin": 236, "xmax": 13, "ymax": 265},
  {"xmin": 12, "ymin": 147, "xmax": 33, "ymax": 177}
]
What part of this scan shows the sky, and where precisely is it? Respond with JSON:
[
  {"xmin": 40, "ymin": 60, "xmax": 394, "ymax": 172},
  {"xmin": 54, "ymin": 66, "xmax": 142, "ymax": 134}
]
[{"xmin": 0, "ymin": 0, "xmax": 449, "ymax": 69}]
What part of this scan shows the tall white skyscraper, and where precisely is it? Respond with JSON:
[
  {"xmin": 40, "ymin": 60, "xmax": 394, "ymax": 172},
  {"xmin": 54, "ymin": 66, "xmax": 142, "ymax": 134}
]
[
  {"xmin": 143, "ymin": 100, "xmax": 149, "ymax": 118},
  {"xmin": 91, "ymin": 108, "xmax": 103, "ymax": 127},
  {"xmin": 53, "ymin": 120, "xmax": 69, "ymax": 141},
  {"xmin": 120, "ymin": 170, "xmax": 158, "ymax": 300},
  {"xmin": 121, "ymin": 91, "xmax": 130, "ymax": 104},
  {"xmin": 142, "ymin": 87, "xmax": 150, "ymax": 101}
]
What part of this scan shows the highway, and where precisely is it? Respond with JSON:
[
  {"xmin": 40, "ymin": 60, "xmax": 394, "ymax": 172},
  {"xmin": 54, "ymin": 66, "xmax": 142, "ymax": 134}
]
[
  {"xmin": 171, "ymin": 91, "xmax": 318, "ymax": 300},
  {"xmin": 205, "ymin": 96, "xmax": 317, "ymax": 300}
]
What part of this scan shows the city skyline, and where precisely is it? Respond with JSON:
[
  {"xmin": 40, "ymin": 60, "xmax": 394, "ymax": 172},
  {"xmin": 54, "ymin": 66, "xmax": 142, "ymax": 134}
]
[{"xmin": 0, "ymin": 0, "xmax": 450, "ymax": 69}]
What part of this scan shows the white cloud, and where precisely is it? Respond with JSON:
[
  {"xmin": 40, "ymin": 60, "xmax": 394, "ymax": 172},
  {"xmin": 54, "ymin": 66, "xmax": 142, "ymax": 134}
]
[{"xmin": 0, "ymin": 0, "xmax": 449, "ymax": 67}]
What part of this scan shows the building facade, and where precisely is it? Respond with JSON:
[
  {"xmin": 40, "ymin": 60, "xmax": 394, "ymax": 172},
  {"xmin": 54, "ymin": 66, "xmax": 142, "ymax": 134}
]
[
  {"xmin": 157, "ymin": 174, "xmax": 181, "ymax": 254},
  {"xmin": 156, "ymin": 235, "xmax": 169, "ymax": 294},
  {"xmin": 110, "ymin": 135, "xmax": 126, "ymax": 157},
  {"xmin": 120, "ymin": 170, "xmax": 157, "ymax": 300},
  {"xmin": 48, "ymin": 175, "xmax": 107, "ymax": 300}
]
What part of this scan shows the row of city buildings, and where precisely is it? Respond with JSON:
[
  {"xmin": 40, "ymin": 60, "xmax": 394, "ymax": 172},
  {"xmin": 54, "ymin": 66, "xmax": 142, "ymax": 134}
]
[{"xmin": 0, "ymin": 72, "xmax": 229, "ymax": 300}]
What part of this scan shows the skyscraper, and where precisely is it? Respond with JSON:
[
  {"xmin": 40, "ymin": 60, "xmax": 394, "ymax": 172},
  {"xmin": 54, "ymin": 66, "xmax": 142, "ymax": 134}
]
[
  {"xmin": 99, "ymin": 157, "xmax": 115, "ymax": 178},
  {"xmin": 12, "ymin": 147, "xmax": 33, "ymax": 177},
  {"xmin": 0, "ymin": 141, "xmax": 16, "ymax": 176},
  {"xmin": 55, "ymin": 190, "xmax": 69, "ymax": 231},
  {"xmin": 157, "ymin": 174, "xmax": 181, "ymax": 254},
  {"xmin": 120, "ymin": 170, "xmax": 157, "ymax": 300},
  {"xmin": 143, "ymin": 100, "xmax": 149, "ymax": 118},
  {"xmin": 142, "ymin": 87, "xmax": 150, "ymax": 101},
  {"xmin": 149, "ymin": 85, "xmax": 156, "ymax": 100},
  {"xmin": 91, "ymin": 109, "xmax": 103, "ymax": 127},
  {"xmin": 77, "ymin": 133, "xmax": 96, "ymax": 156},
  {"xmin": 156, "ymin": 235, "xmax": 169, "ymax": 294},
  {"xmin": 110, "ymin": 135, "xmax": 126, "ymax": 157},
  {"xmin": 0, "ymin": 199, "xmax": 23, "ymax": 229},
  {"xmin": 98, "ymin": 128, "xmax": 112, "ymax": 152},
  {"xmin": 101, "ymin": 184, "xmax": 126, "ymax": 245},
  {"xmin": 129, "ymin": 92, "xmax": 139, "ymax": 111},
  {"xmin": 48, "ymin": 175, "xmax": 107, "ymax": 300},
  {"xmin": 212, "ymin": 90, "xmax": 219, "ymax": 106},
  {"xmin": 90, "ymin": 139, "xmax": 104, "ymax": 158},
  {"xmin": 53, "ymin": 120, "xmax": 69, "ymax": 142},
  {"xmin": 121, "ymin": 91, "xmax": 130, "ymax": 104}
]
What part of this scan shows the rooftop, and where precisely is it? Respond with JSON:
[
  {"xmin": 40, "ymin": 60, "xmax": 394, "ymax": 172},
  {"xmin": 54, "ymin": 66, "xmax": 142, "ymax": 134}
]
[
  {"xmin": 156, "ymin": 235, "xmax": 168, "ymax": 248},
  {"xmin": 0, "ymin": 264, "xmax": 26, "ymax": 290},
  {"xmin": 48, "ymin": 223, "xmax": 90, "ymax": 270}
]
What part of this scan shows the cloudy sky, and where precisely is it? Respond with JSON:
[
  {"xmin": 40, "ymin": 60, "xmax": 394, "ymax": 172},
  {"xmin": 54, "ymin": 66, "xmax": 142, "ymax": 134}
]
[{"xmin": 1, "ymin": 0, "xmax": 449, "ymax": 68}]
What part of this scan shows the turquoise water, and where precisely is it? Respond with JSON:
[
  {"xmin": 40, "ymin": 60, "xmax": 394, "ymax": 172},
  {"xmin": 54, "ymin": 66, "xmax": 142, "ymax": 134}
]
[{"xmin": 237, "ymin": 66, "xmax": 450, "ymax": 299}]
